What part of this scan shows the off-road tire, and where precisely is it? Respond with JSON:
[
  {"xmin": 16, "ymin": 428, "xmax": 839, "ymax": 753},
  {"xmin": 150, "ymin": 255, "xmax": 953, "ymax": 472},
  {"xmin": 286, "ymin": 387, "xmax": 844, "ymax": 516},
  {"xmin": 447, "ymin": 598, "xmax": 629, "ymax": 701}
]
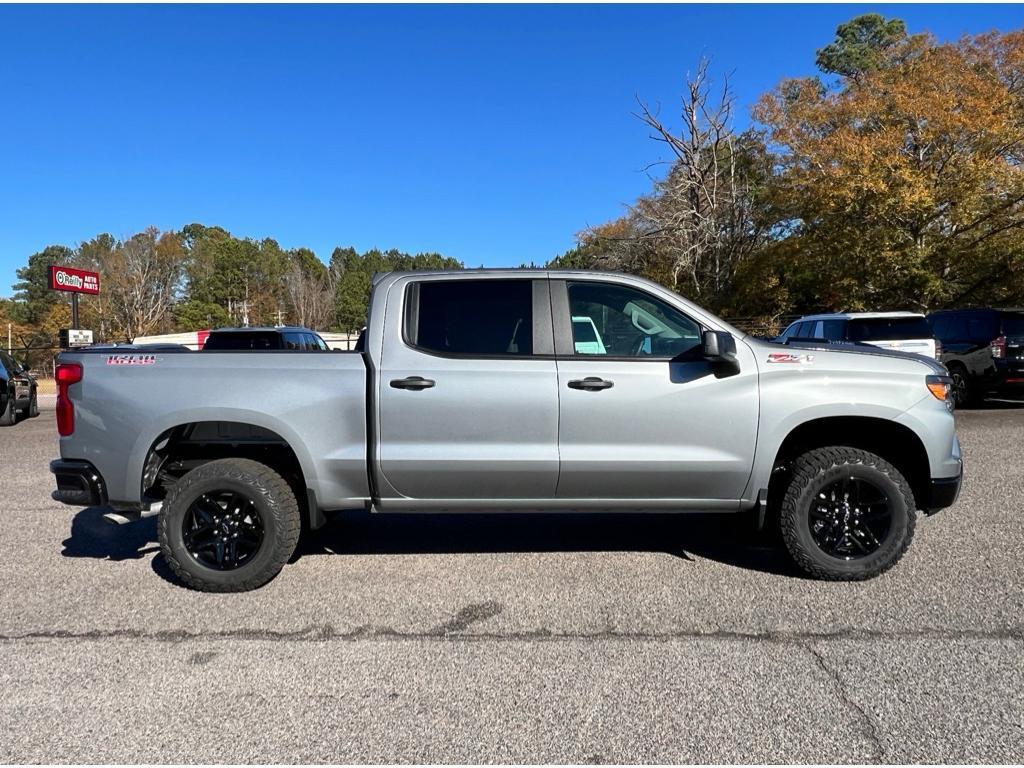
[
  {"xmin": 28, "ymin": 392, "xmax": 39, "ymax": 418},
  {"xmin": 0, "ymin": 392, "xmax": 15, "ymax": 427},
  {"xmin": 158, "ymin": 458, "xmax": 301, "ymax": 592},
  {"xmin": 780, "ymin": 447, "xmax": 916, "ymax": 581}
]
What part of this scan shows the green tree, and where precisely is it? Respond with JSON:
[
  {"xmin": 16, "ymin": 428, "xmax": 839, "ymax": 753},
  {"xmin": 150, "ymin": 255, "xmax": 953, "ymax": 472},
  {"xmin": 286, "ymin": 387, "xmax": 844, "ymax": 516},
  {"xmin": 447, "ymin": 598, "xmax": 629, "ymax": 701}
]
[
  {"xmin": 331, "ymin": 247, "xmax": 462, "ymax": 332},
  {"xmin": 10, "ymin": 245, "xmax": 74, "ymax": 325},
  {"xmin": 815, "ymin": 13, "xmax": 908, "ymax": 79}
]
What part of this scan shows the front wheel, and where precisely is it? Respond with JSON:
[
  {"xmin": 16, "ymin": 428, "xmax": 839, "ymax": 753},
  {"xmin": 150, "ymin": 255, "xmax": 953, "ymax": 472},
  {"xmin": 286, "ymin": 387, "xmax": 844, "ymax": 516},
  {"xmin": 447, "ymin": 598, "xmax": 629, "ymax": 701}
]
[
  {"xmin": 28, "ymin": 391, "xmax": 39, "ymax": 418},
  {"xmin": 780, "ymin": 447, "xmax": 916, "ymax": 580},
  {"xmin": 158, "ymin": 458, "xmax": 301, "ymax": 592}
]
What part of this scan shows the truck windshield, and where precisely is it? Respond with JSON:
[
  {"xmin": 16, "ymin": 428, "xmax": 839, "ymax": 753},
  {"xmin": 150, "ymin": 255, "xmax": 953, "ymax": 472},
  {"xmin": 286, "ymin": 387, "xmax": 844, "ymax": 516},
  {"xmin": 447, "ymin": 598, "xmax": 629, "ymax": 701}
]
[{"xmin": 848, "ymin": 317, "xmax": 931, "ymax": 341}]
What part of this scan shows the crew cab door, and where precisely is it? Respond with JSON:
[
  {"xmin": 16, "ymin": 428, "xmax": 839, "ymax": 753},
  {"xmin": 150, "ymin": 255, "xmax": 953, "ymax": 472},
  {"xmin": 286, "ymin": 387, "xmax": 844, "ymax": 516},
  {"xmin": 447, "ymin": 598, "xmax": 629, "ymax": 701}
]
[
  {"xmin": 375, "ymin": 276, "xmax": 559, "ymax": 504},
  {"xmin": 551, "ymin": 278, "xmax": 758, "ymax": 507}
]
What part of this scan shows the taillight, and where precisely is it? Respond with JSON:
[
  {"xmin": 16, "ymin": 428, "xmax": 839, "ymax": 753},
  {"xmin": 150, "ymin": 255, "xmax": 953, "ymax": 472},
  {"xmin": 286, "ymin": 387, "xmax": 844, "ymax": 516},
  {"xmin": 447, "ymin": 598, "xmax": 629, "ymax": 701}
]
[
  {"xmin": 991, "ymin": 335, "xmax": 1007, "ymax": 359},
  {"xmin": 55, "ymin": 363, "xmax": 82, "ymax": 436}
]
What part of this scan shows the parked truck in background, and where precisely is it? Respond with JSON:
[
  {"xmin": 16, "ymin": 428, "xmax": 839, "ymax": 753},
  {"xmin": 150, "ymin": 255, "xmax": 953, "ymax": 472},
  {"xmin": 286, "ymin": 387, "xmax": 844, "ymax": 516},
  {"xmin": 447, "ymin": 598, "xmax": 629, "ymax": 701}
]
[
  {"xmin": 928, "ymin": 308, "xmax": 1024, "ymax": 408},
  {"xmin": 50, "ymin": 270, "xmax": 962, "ymax": 592}
]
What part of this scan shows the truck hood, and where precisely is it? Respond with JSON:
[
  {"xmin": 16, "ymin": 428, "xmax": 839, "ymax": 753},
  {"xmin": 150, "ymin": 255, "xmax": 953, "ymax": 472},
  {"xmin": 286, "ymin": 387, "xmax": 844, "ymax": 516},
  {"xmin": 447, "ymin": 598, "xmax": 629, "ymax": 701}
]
[{"xmin": 754, "ymin": 339, "xmax": 947, "ymax": 375}]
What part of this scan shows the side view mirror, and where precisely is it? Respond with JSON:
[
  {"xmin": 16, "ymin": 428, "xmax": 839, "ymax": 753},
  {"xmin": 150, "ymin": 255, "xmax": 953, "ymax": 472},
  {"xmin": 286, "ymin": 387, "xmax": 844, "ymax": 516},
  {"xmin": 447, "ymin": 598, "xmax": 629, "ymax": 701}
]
[{"xmin": 702, "ymin": 330, "xmax": 740, "ymax": 377}]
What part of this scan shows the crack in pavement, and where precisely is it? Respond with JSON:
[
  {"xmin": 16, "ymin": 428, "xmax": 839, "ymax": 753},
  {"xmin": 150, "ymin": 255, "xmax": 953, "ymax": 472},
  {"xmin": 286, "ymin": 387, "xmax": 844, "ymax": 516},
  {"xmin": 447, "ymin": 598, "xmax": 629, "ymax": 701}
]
[
  {"xmin": 804, "ymin": 642, "xmax": 885, "ymax": 761},
  {"xmin": 1, "ymin": 625, "xmax": 1022, "ymax": 644}
]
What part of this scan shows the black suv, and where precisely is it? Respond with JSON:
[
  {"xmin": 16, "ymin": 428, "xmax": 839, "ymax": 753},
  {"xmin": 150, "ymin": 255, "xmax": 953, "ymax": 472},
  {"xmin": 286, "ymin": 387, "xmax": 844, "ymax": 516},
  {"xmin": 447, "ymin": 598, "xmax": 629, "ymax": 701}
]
[
  {"xmin": 0, "ymin": 351, "xmax": 39, "ymax": 426},
  {"xmin": 201, "ymin": 327, "xmax": 331, "ymax": 351},
  {"xmin": 927, "ymin": 308, "xmax": 1024, "ymax": 407}
]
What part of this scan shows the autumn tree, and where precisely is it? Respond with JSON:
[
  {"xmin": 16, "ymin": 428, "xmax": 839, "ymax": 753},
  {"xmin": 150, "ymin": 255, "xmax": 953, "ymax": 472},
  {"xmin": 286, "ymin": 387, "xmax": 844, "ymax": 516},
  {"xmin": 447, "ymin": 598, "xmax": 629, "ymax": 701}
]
[
  {"xmin": 284, "ymin": 247, "xmax": 335, "ymax": 330},
  {"xmin": 752, "ymin": 21, "xmax": 1024, "ymax": 314},
  {"xmin": 103, "ymin": 228, "xmax": 185, "ymax": 340}
]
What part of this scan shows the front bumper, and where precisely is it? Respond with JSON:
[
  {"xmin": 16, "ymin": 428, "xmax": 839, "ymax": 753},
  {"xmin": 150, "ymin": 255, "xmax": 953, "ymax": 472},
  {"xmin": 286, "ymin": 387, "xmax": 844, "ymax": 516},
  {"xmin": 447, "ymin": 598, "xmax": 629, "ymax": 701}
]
[
  {"xmin": 926, "ymin": 463, "xmax": 963, "ymax": 513},
  {"xmin": 50, "ymin": 459, "xmax": 107, "ymax": 507}
]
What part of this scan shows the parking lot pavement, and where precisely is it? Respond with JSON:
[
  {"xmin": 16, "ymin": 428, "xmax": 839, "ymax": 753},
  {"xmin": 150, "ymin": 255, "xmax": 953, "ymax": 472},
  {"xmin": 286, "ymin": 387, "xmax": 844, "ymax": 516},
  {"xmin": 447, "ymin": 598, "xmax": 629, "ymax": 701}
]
[{"xmin": 1, "ymin": 401, "xmax": 1022, "ymax": 763}]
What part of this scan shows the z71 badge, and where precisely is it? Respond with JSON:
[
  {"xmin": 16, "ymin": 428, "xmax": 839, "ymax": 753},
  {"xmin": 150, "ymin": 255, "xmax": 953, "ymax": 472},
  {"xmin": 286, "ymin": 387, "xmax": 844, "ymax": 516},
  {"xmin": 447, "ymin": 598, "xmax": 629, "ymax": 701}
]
[
  {"xmin": 767, "ymin": 352, "xmax": 814, "ymax": 364},
  {"xmin": 106, "ymin": 354, "xmax": 157, "ymax": 366}
]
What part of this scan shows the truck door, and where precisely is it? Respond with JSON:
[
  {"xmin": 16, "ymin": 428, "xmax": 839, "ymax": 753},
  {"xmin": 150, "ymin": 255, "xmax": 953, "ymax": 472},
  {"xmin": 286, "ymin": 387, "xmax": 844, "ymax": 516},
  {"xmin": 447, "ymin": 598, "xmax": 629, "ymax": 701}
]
[
  {"xmin": 375, "ymin": 276, "xmax": 559, "ymax": 504},
  {"xmin": 550, "ymin": 278, "xmax": 758, "ymax": 506}
]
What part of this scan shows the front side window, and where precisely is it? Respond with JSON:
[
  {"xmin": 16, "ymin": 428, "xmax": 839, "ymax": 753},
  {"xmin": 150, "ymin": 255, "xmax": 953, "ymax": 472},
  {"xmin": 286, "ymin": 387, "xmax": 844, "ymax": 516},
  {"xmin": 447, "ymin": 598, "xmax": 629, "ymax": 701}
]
[
  {"xmin": 567, "ymin": 281, "xmax": 701, "ymax": 358},
  {"xmin": 408, "ymin": 279, "xmax": 533, "ymax": 356}
]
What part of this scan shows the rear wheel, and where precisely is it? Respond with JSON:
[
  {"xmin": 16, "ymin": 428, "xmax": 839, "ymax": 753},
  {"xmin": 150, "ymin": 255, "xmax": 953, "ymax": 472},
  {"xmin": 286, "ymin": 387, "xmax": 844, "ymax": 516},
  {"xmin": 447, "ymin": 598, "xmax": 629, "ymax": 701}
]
[
  {"xmin": 0, "ymin": 390, "xmax": 15, "ymax": 427},
  {"xmin": 780, "ymin": 447, "xmax": 916, "ymax": 580},
  {"xmin": 158, "ymin": 458, "xmax": 301, "ymax": 592}
]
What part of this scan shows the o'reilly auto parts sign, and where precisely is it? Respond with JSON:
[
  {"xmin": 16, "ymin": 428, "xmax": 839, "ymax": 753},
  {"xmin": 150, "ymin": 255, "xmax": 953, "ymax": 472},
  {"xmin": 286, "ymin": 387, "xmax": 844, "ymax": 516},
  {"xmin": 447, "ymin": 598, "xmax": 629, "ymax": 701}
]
[{"xmin": 49, "ymin": 265, "xmax": 100, "ymax": 295}]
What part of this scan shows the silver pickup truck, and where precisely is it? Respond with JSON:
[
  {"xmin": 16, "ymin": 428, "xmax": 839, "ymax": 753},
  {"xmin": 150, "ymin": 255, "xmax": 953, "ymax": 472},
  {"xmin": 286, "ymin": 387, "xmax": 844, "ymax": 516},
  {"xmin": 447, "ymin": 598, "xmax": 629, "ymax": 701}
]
[{"xmin": 50, "ymin": 270, "xmax": 962, "ymax": 591}]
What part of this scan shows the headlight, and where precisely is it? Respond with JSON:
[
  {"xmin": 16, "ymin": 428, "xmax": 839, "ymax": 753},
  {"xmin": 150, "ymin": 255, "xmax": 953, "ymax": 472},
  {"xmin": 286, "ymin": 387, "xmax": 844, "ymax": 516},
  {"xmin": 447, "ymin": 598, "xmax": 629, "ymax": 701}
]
[{"xmin": 926, "ymin": 374, "xmax": 954, "ymax": 410}]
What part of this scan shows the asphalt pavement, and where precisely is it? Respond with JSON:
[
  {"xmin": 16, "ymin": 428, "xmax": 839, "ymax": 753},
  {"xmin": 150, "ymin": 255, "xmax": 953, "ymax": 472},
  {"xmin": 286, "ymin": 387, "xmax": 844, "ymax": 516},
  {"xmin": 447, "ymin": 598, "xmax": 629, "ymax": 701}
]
[{"xmin": 1, "ymin": 397, "xmax": 1021, "ymax": 763}]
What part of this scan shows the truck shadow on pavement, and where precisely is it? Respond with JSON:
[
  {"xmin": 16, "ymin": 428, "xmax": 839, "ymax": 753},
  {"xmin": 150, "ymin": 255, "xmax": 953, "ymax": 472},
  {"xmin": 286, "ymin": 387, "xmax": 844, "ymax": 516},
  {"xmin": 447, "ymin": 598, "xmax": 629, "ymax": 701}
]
[
  {"xmin": 60, "ymin": 506, "xmax": 800, "ymax": 579},
  {"xmin": 61, "ymin": 506, "xmax": 160, "ymax": 561},
  {"xmin": 304, "ymin": 509, "xmax": 800, "ymax": 577}
]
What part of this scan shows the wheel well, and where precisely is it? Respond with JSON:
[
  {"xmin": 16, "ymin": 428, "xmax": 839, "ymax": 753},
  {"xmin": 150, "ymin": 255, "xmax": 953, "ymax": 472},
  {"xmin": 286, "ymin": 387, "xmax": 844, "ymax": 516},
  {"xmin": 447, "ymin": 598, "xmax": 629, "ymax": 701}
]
[
  {"xmin": 142, "ymin": 421, "xmax": 315, "ymax": 524},
  {"xmin": 768, "ymin": 417, "xmax": 931, "ymax": 510}
]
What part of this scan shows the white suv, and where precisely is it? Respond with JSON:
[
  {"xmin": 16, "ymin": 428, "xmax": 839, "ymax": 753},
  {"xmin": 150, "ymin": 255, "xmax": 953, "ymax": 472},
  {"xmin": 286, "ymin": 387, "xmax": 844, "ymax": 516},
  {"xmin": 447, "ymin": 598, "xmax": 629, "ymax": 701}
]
[{"xmin": 778, "ymin": 312, "xmax": 939, "ymax": 359}]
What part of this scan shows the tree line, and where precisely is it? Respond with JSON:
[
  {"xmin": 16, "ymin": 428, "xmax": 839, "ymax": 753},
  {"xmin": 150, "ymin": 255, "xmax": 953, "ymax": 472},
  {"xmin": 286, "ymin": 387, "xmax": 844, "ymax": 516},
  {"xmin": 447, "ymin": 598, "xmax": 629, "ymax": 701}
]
[
  {"xmin": 4, "ymin": 14, "xmax": 1023, "ymax": 363},
  {"xmin": 1, "ymin": 225, "xmax": 462, "ymax": 363}
]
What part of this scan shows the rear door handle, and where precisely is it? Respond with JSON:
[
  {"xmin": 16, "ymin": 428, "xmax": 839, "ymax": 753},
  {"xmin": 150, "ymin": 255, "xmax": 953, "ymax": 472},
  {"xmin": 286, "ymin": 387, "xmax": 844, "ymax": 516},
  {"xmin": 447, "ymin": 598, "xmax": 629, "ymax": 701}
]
[
  {"xmin": 390, "ymin": 376, "xmax": 436, "ymax": 390},
  {"xmin": 567, "ymin": 377, "xmax": 614, "ymax": 391}
]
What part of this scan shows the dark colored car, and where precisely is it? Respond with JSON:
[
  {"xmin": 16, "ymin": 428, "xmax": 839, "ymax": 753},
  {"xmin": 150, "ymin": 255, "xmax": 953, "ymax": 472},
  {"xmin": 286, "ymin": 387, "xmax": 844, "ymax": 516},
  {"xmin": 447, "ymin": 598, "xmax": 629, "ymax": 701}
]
[
  {"xmin": 201, "ymin": 327, "xmax": 330, "ymax": 351},
  {"xmin": 927, "ymin": 308, "xmax": 1024, "ymax": 407},
  {"xmin": 0, "ymin": 351, "xmax": 39, "ymax": 426}
]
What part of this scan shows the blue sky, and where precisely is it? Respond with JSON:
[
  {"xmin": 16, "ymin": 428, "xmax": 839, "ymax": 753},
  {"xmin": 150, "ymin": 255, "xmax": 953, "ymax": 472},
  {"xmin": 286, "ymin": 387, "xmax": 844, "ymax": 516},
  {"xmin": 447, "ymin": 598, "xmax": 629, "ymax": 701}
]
[{"xmin": 1, "ymin": 4, "xmax": 1022, "ymax": 294}]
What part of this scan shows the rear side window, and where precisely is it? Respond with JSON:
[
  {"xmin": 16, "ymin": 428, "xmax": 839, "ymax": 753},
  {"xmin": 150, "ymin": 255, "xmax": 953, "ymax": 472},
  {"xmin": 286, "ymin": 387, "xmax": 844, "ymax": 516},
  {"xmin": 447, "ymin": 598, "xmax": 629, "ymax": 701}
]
[
  {"xmin": 929, "ymin": 316, "xmax": 950, "ymax": 338},
  {"xmin": 848, "ymin": 317, "xmax": 931, "ymax": 341},
  {"xmin": 821, "ymin": 320, "xmax": 845, "ymax": 341},
  {"xmin": 203, "ymin": 332, "xmax": 280, "ymax": 350},
  {"xmin": 967, "ymin": 315, "xmax": 998, "ymax": 342},
  {"xmin": 938, "ymin": 315, "xmax": 969, "ymax": 341},
  {"xmin": 1001, "ymin": 312, "xmax": 1024, "ymax": 337},
  {"xmin": 407, "ymin": 279, "xmax": 533, "ymax": 356}
]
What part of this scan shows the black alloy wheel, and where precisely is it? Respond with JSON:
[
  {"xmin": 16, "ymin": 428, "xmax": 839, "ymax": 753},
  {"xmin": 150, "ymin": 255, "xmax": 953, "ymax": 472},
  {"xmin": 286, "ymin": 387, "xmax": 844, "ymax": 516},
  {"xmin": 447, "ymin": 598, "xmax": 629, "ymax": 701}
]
[
  {"xmin": 950, "ymin": 368, "xmax": 969, "ymax": 409},
  {"xmin": 809, "ymin": 476, "xmax": 892, "ymax": 559},
  {"xmin": 182, "ymin": 490, "xmax": 265, "ymax": 570}
]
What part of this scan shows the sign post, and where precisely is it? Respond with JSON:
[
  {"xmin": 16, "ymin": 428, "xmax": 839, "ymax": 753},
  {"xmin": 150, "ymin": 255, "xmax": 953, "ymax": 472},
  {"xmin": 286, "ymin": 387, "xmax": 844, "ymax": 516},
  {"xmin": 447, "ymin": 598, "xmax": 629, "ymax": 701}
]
[{"xmin": 48, "ymin": 265, "xmax": 101, "ymax": 348}]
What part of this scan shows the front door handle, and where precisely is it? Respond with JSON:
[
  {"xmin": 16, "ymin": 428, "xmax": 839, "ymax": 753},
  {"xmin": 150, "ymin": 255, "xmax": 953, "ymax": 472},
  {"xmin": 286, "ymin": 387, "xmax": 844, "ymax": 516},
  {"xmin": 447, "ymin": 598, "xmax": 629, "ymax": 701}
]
[
  {"xmin": 390, "ymin": 376, "xmax": 436, "ymax": 390},
  {"xmin": 567, "ymin": 377, "xmax": 614, "ymax": 391}
]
